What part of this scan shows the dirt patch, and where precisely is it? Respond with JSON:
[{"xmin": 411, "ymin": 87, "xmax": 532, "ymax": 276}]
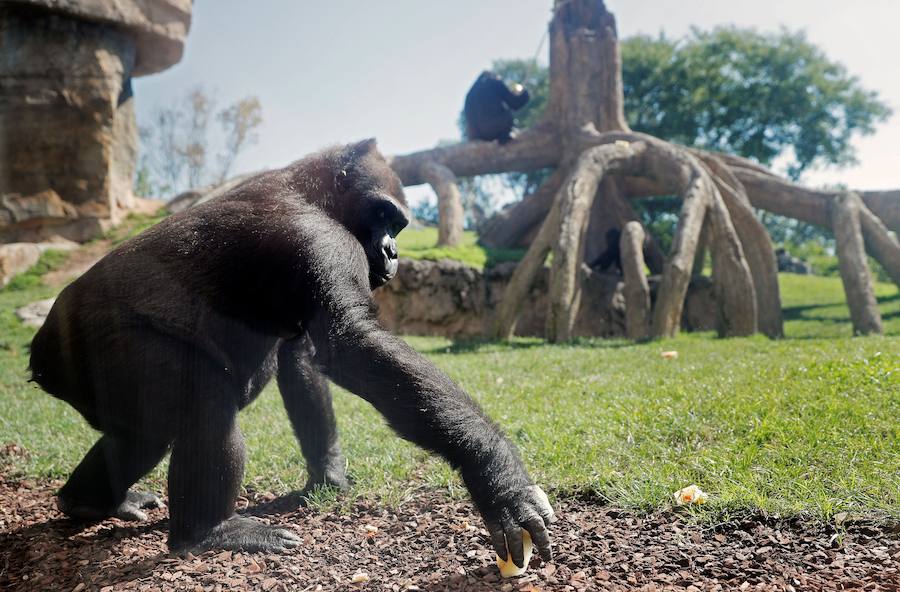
[
  {"xmin": 42, "ymin": 240, "xmax": 111, "ymax": 287},
  {"xmin": 0, "ymin": 474, "xmax": 897, "ymax": 591}
]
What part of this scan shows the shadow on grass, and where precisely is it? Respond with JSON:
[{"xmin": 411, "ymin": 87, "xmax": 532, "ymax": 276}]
[
  {"xmin": 783, "ymin": 290, "xmax": 900, "ymax": 326},
  {"xmin": 421, "ymin": 336, "xmax": 636, "ymax": 355}
]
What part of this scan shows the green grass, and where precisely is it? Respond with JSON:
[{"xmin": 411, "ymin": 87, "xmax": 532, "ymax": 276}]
[
  {"xmin": 1, "ymin": 227, "xmax": 898, "ymax": 522},
  {"xmin": 398, "ymin": 227, "xmax": 524, "ymax": 270}
]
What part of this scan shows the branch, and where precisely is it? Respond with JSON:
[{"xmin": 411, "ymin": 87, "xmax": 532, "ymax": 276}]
[
  {"xmin": 694, "ymin": 153, "xmax": 783, "ymax": 337},
  {"xmin": 620, "ymin": 221, "xmax": 651, "ymax": 341},
  {"xmin": 387, "ymin": 125, "xmax": 561, "ymax": 186},
  {"xmin": 832, "ymin": 192, "xmax": 883, "ymax": 335}
]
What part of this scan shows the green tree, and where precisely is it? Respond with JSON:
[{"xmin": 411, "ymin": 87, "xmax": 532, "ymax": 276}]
[{"xmin": 622, "ymin": 27, "xmax": 890, "ymax": 179}]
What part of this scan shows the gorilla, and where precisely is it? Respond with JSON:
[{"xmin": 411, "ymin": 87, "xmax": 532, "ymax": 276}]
[
  {"xmin": 464, "ymin": 71, "xmax": 530, "ymax": 144},
  {"xmin": 29, "ymin": 140, "xmax": 554, "ymax": 565},
  {"xmin": 590, "ymin": 228, "xmax": 623, "ymax": 274}
]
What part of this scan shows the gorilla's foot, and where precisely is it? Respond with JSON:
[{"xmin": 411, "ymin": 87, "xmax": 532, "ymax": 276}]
[
  {"xmin": 116, "ymin": 490, "xmax": 165, "ymax": 521},
  {"xmin": 303, "ymin": 454, "xmax": 351, "ymax": 495},
  {"xmin": 58, "ymin": 489, "xmax": 164, "ymax": 522},
  {"xmin": 175, "ymin": 516, "xmax": 302, "ymax": 555}
]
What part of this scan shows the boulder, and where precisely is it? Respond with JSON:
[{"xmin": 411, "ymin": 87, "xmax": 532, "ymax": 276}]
[
  {"xmin": 0, "ymin": 240, "xmax": 77, "ymax": 287},
  {"xmin": 15, "ymin": 297, "xmax": 56, "ymax": 327},
  {"xmin": 0, "ymin": 1, "xmax": 191, "ymax": 243},
  {"xmin": 0, "ymin": 243, "xmax": 41, "ymax": 288}
]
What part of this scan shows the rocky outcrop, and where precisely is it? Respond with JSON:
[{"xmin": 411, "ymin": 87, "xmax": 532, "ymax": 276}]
[
  {"xmin": 374, "ymin": 259, "xmax": 716, "ymax": 339},
  {"xmin": 0, "ymin": 1, "xmax": 191, "ymax": 243}
]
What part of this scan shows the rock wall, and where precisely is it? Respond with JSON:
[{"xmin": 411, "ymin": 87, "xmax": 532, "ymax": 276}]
[
  {"xmin": 0, "ymin": 1, "xmax": 191, "ymax": 243},
  {"xmin": 374, "ymin": 259, "xmax": 716, "ymax": 339}
]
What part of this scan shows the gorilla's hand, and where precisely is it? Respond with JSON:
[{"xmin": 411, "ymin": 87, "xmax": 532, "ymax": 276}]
[{"xmin": 479, "ymin": 484, "xmax": 556, "ymax": 568}]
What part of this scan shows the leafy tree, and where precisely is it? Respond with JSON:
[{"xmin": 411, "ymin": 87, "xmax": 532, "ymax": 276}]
[{"xmin": 622, "ymin": 27, "xmax": 890, "ymax": 179}]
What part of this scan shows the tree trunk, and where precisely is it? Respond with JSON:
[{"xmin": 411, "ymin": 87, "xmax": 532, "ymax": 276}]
[
  {"xmin": 832, "ymin": 192, "xmax": 883, "ymax": 335},
  {"xmin": 421, "ymin": 161, "xmax": 465, "ymax": 246},
  {"xmin": 545, "ymin": 0, "xmax": 628, "ymax": 133},
  {"xmin": 620, "ymin": 221, "xmax": 650, "ymax": 340}
]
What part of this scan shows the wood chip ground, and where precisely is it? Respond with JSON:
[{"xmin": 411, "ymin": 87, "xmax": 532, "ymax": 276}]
[{"xmin": 1, "ymin": 472, "xmax": 897, "ymax": 591}]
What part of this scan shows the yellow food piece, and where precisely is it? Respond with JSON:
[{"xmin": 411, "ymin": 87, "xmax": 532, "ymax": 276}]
[
  {"xmin": 673, "ymin": 484, "xmax": 709, "ymax": 505},
  {"xmin": 496, "ymin": 530, "xmax": 533, "ymax": 578}
]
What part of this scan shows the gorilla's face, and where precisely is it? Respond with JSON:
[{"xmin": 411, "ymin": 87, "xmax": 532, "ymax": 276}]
[
  {"xmin": 362, "ymin": 193, "xmax": 408, "ymax": 288},
  {"xmin": 335, "ymin": 140, "xmax": 410, "ymax": 289}
]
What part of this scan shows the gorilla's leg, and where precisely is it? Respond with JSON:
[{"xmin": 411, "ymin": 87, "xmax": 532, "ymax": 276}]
[
  {"xmin": 485, "ymin": 109, "xmax": 515, "ymax": 144},
  {"xmin": 57, "ymin": 434, "xmax": 168, "ymax": 521},
  {"xmin": 167, "ymin": 400, "xmax": 300, "ymax": 554},
  {"xmin": 277, "ymin": 337, "xmax": 350, "ymax": 493}
]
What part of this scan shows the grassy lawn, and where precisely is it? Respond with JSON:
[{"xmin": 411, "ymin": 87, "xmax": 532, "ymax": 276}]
[{"xmin": 1, "ymin": 226, "xmax": 898, "ymax": 522}]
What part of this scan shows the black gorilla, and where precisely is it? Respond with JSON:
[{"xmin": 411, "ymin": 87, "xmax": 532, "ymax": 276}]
[
  {"xmin": 29, "ymin": 140, "xmax": 554, "ymax": 565},
  {"xmin": 464, "ymin": 71, "xmax": 530, "ymax": 144},
  {"xmin": 590, "ymin": 228, "xmax": 623, "ymax": 274}
]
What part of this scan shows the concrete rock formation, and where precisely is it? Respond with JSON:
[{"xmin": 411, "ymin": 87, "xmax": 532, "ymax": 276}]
[
  {"xmin": 0, "ymin": 0, "xmax": 191, "ymax": 243},
  {"xmin": 374, "ymin": 259, "xmax": 716, "ymax": 339}
]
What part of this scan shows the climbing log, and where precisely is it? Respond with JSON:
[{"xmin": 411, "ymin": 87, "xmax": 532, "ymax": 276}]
[
  {"xmin": 620, "ymin": 221, "xmax": 650, "ymax": 340},
  {"xmin": 832, "ymin": 192, "xmax": 883, "ymax": 335},
  {"xmin": 547, "ymin": 142, "xmax": 646, "ymax": 341},
  {"xmin": 421, "ymin": 161, "xmax": 465, "ymax": 246}
]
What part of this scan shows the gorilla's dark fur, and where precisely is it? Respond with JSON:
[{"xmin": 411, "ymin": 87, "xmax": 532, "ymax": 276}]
[
  {"xmin": 590, "ymin": 228, "xmax": 623, "ymax": 274},
  {"xmin": 464, "ymin": 71, "xmax": 530, "ymax": 144},
  {"xmin": 29, "ymin": 140, "xmax": 553, "ymax": 564}
]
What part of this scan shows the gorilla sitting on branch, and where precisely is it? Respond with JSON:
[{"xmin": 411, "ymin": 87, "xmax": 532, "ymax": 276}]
[
  {"xmin": 464, "ymin": 70, "xmax": 530, "ymax": 144},
  {"xmin": 30, "ymin": 140, "xmax": 554, "ymax": 567}
]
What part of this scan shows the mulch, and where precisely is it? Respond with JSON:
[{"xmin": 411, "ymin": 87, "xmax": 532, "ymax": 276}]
[{"xmin": 1, "ymin": 470, "xmax": 898, "ymax": 591}]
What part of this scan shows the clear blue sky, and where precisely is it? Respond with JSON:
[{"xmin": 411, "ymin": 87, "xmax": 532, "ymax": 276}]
[{"xmin": 135, "ymin": 0, "xmax": 900, "ymax": 201}]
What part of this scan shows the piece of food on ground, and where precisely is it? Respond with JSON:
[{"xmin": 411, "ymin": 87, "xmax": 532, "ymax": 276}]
[
  {"xmin": 673, "ymin": 484, "xmax": 709, "ymax": 505},
  {"xmin": 496, "ymin": 530, "xmax": 533, "ymax": 578}
]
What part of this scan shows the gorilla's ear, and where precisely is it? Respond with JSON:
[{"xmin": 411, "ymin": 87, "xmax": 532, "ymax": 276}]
[{"xmin": 348, "ymin": 138, "xmax": 378, "ymax": 160}]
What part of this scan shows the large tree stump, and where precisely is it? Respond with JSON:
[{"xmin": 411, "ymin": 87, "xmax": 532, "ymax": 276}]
[
  {"xmin": 832, "ymin": 192, "xmax": 883, "ymax": 335},
  {"xmin": 620, "ymin": 221, "xmax": 650, "ymax": 340}
]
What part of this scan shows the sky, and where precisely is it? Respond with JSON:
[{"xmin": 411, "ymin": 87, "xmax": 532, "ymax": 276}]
[{"xmin": 134, "ymin": 0, "xmax": 900, "ymax": 204}]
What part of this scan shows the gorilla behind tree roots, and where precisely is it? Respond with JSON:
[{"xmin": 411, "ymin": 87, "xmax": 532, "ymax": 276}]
[
  {"xmin": 30, "ymin": 140, "xmax": 554, "ymax": 566},
  {"xmin": 464, "ymin": 71, "xmax": 530, "ymax": 144}
]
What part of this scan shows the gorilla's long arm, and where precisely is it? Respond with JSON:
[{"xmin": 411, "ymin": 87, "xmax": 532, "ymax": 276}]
[
  {"xmin": 310, "ymin": 313, "xmax": 552, "ymax": 565},
  {"xmin": 301, "ymin": 265, "xmax": 553, "ymax": 565},
  {"xmin": 502, "ymin": 84, "xmax": 530, "ymax": 111}
]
